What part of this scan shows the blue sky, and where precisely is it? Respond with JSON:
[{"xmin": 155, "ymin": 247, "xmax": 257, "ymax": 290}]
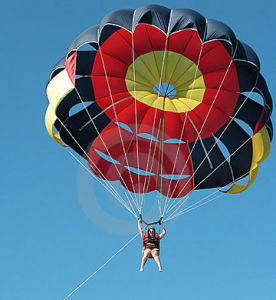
[{"xmin": 1, "ymin": 0, "xmax": 275, "ymax": 299}]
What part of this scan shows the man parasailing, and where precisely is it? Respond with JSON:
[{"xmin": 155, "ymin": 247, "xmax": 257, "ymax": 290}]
[{"xmin": 138, "ymin": 219, "xmax": 166, "ymax": 272}]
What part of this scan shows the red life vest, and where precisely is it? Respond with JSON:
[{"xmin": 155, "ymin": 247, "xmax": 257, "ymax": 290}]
[{"xmin": 143, "ymin": 232, "xmax": 160, "ymax": 249}]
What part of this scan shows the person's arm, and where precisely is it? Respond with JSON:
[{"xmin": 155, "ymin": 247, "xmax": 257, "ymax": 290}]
[
  {"xmin": 138, "ymin": 219, "xmax": 144, "ymax": 238},
  {"xmin": 159, "ymin": 222, "xmax": 166, "ymax": 239}
]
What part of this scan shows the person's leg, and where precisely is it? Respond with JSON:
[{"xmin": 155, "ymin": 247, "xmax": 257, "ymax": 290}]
[
  {"xmin": 140, "ymin": 250, "xmax": 151, "ymax": 272},
  {"xmin": 152, "ymin": 250, "xmax": 162, "ymax": 272}
]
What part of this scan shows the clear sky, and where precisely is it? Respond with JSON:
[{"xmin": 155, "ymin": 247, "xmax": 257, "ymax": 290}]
[{"xmin": 1, "ymin": 0, "xmax": 275, "ymax": 299}]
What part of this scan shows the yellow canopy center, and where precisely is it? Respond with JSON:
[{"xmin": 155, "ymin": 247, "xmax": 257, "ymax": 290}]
[{"xmin": 125, "ymin": 50, "xmax": 206, "ymax": 113}]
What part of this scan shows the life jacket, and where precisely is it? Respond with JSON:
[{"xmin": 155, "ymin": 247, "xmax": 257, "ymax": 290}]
[{"xmin": 143, "ymin": 232, "xmax": 160, "ymax": 249}]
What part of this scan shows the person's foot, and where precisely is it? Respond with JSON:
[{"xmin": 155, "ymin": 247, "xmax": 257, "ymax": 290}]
[
  {"xmin": 140, "ymin": 268, "xmax": 144, "ymax": 272},
  {"xmin": 159, "ymin": 268, "xmax": 163, "ymax": 272}
]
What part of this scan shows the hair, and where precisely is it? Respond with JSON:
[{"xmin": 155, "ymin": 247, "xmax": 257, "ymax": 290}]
[{"xmin": 148, "ymin": 227, "xmax": 155, "ymax": 233}]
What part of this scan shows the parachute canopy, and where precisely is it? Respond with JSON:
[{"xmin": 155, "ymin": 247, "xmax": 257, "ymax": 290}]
[{"xmin": 46, "ymin": 5, "xmax": 273, "ymax": 201}]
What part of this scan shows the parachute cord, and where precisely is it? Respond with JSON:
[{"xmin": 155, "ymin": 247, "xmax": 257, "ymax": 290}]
[
  {"xmin": 164, "ymin": 85, "xmax": 256, "ymax": 216},
  {"xmin": 73, "ymin": 88, "xmax": 141, "ymax": 214},
  {"xmin": 165, "ymin": 189, "xmax": 221, "ymax": 222},
  {"xmin": 162, "ymin": 195, "xmax": 190, "ymax": 221},
  {"xmin": 67, "ymin": 43, "xmax": 145, "ymax": 213},
  {"xmin": 164, "ymin": 192, "xmax": 224, "ymax": 222},
  {"xmin": 67, "ymin": 30, "xmax": 142, "ymax": 212},
  {"xmin": 131, "ymin": 10, "xmax": 142, "ymax": 209},
  {"xmin": 63, "ymin": 231, "xmax": 141, "ymax": 300},
  {"xmin": 79, "ymin": 95, "xmax": 133, "ymax": 132},
  {"xmin": 163, "ymin": 56, "xmax": 249, "ymax": 217},
  {"xmin": 140, "ymin": 116, "xmax": 164, "ymax": 216},
  {"xmin": 163, "ymin": 130, "xmax": 256, "ymax": 220},
  {"xmin": 47, "ymin": 101, "xmax": 138, "ymax": 218},
  {"xmin": 140, "ymin": 10, "xmax": 173, "ymax": 212},
  {"xmin": 158, "ymin": 25, "xmax": 203, "ymax": 218},
  {"xmin": 67, "ymin": 149, "xmax": 138, "ymax": 219},
  {"xmin": 164, "ymin": 59, "xmax": 234, "ymax": 212},
  {"xmin": 49, "ymin": 59, "xmax": 139, "ymax": 209},
  {"xmin": 158, "ymin": 113, "xmax": 165, "ymax": 218},
  {"xmin": 162, "ymin": 41, "xmax": 237, "ymax": 214},
  {"xmin": 163, "ymin": 169, "xmax": 249, "ymax": 222},
  {"xmin": 162, "ymin": 42, "xmax": 204, "ymax": 214},
  {"xmin": 141, "ymin": 107, "xmax": 165, "ymax": 220},
  {"xmin": 47, "ymin": 93, "xmax": 140, "ymax": 218},
  {"xmin": 97, "ymin": 43, "xmax": 140, "ymax": 208}
]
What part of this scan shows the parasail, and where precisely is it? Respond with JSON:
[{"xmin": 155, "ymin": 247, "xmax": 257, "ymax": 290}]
[{"xmin": 45, "ymin": 5, "xmax": 273, "ymax": 222}]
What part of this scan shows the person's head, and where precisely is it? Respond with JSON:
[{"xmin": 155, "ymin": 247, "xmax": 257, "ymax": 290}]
[{"xmin": 148, "ymin": 227, "xmax": 155, "ymax": 236}]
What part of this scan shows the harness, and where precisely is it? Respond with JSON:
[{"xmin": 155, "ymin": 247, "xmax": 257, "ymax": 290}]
[{"xmin": 143, "ymin": 232, "xmax": 160, "ymax": 250}]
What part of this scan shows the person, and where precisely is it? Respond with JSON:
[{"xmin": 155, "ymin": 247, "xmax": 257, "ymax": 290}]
[{"xmin": 138, "ymin": 219, "xmax": 166, "ymax": 272}]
